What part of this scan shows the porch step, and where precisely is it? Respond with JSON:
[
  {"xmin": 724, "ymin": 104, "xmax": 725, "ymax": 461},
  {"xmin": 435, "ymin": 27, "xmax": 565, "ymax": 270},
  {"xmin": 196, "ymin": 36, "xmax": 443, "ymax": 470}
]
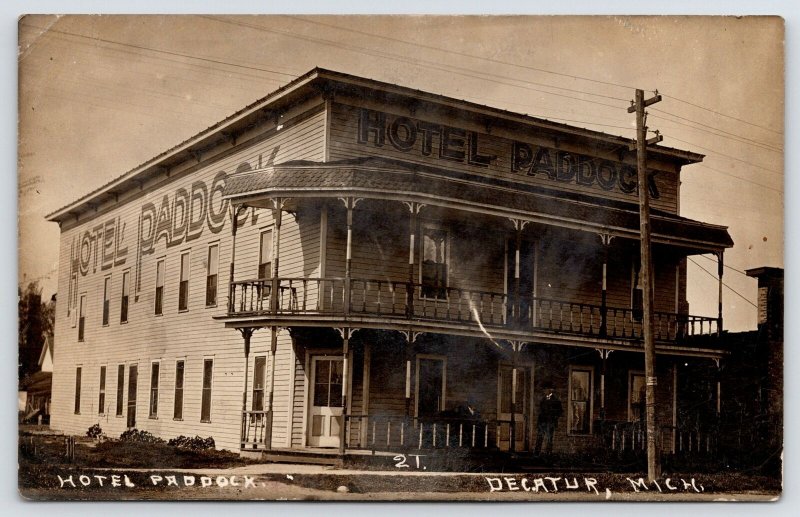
[{"xmin": 261, "ymin": 450, "xmax": 344, "ymax": 467}]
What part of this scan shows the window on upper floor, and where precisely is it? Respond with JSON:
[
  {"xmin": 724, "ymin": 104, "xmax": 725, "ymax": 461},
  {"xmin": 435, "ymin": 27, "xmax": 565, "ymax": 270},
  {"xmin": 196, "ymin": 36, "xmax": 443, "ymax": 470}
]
[
  {"xmin": 102, "ymin": 276, "xmax": 111, "ymax": 326},
  {"xmin": 78, "ymin": 294, "xmax": 86, "ymax": 341},
  {"xmin": 258, "ymin": 230, "xmax": 273, "ymax": 280},
  {"xmin": 206, "ymin": 244, "xmax": 219, "ymax": 307},
  {"xmin": 155, "ymin": 259, "xmax": 165, "ymax": 316},
  {"xmin": 120, "ymin": 270, "xmax": 130, "ymax": 323},
  {"xmin": 69, "ymin": 272, "xmax": 78, "ymax": 327},
  {"xmin": 179, "ymin": 252, "xmax": 190, "ymax": 312}
]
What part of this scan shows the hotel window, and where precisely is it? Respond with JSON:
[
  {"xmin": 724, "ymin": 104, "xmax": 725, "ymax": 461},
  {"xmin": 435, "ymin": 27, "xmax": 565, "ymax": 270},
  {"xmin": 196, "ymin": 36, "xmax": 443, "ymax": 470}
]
[
  {"xmin": 102, "ymin": 276, "xmax": 111, "ymax": 326},
  {"xmin": 252, "ymin": 356, "xmax": 266, "ymax": 411},
  {"xmin": 201, "ymin": 359, "xmax": 213, "ymax": 422},
  {"xmin": 174, "ymin": 360, "xmax": 185, "ymax": 420},
  {"xmin": 421, "ymin": 226, "xmax": 448, "ymax": 299},
  {"xmin": 568, "ymin": 366, "xmax": 593, "ymax": 435},
  {"xmin": 628, "ymin": 372, "xmax": 646, "ymax": 423},
  {"xmin": 179, "ymin": 252, "xmax": 190, "ymax": 311},
  {"xmin": 155, "ymin": 259, "xmax": 165, "ymax": 315},
  {"xmin": 74, "ymin": 366, "xmax": 82, "ymax": 414},
  {"xmin": 69, "ymin": 272, "xmax": 78, "ymax": 326},
  {"xmin": 98, "ymin": 366, "xmax": 106, "ymax": 415},
  {"xmin": 116, "ymin": 364, "xmax": 125, "ymax": 416},
  {"xmin": 78, "ymin": 294, "xmax": 86, "ymax": 341},
  {"xmin": 120, "ymin": 270, "xmax": 130, "ymax": 323},
  {"xmin": 258, "ymin": 230, "xmax": 273, "ymax": 279},
  {"xmin": 149, "ymin": 362, "xmax": 160, "ymax": 418},
  {"xmin": 206, "ymin": 244, "xmax": 219, "ymax": 307}
]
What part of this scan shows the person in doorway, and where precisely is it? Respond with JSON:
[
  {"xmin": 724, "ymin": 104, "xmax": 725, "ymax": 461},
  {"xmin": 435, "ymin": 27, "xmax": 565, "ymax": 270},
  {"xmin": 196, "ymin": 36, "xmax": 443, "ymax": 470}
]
[{"xmin": 534, "ymin": 381, "xmax": 563, "ymax": 456}]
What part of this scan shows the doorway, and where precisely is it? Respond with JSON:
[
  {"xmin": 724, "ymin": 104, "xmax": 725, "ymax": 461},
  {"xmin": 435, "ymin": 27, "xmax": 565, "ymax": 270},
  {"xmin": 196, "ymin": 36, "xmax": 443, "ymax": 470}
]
[
  {"xmin": 307, "ymin": 356, "xmax": 344, "ymax": 448},
  {"xmin": 506, "ymin": 239, "xmax": 536, "ymax": 324},
  {"xmin": 416, "ymin": 355, "xmax": 446, "ymax": 418},
  {"xmin": 497, "ymin": 364, "xmax": 530, "ymax": 451}
]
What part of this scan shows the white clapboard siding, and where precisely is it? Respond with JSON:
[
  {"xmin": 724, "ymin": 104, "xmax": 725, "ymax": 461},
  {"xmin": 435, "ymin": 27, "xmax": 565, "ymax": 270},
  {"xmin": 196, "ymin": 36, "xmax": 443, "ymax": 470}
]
[{"xmin": 51, "ymin": 105, "xmax": 326, "ymax": 451}]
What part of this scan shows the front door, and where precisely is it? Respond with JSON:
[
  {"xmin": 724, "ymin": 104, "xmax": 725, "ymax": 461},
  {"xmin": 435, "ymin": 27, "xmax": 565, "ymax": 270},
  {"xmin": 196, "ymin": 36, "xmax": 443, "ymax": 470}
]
[
  {"xmin": 416, "ymin": 356, "xmax": 446, "ymax": 418},
  {"xmin": 497, "ymin": 364, "xmax": 530, "ymax": 451},
  {"xmin": 506, "ymin": 239, "xmax": 535, "ymax": 325},
  {"xmin": 127, "ymin": 364, "xmax": 138, "ymax": 429},
  {"xmin": 308, "ymin": 356, "xmax": 344, "ymax": 448}
]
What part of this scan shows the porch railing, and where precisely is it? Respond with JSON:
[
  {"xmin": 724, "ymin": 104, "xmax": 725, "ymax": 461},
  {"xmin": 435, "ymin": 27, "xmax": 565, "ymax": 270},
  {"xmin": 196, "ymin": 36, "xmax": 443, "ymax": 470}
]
[
  {"xmin": 229, "ymin": 277, "xmax": 720, "ymax": 342},
  {"xmin": 241, "ymin": 410, "xmax": 270, "ymax": 449},
  {"xmin": 605, "ymin": 421, "xmax": 718, "ymax": 456},
  {"xmin": 344, "ymin": 415, "xmax": 520, "ymax": 452}
]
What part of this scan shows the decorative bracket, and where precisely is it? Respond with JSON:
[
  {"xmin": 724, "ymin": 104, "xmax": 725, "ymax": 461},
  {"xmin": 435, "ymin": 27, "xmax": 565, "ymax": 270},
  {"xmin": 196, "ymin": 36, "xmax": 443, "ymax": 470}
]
[
  {"xmin": 507, "ymin": 340, "xmax": 527, "ymax": 353},
  {"xmin": 599, "ymin": 233, "xmax": 614, "ymax": 246},
  {"xmin": 400, "ymin": 330, "xmax": 423, "ymax": 344},
  {"xmin": 270, "ymin": 198, "xmax": 287, "ymax": 211},
  {"xmin": 335, "ymin": 327, "xmax": 359, "ymax": 341},
  {"xmin": 595, "ymin": 348, "xmax": 614, "ymax": 360},
  {"xmin": 510, "ymin": 219, "xmax": 530, "ymax": 232},
  {"xmin": 713, "ymin": 357, "xmax": 720, "ymax": 369},
  {"xmin": 402, "ymin": 201, "xmax": 426, "ymax": 214},
  {"xmin": 338, "ymin": 197, "xmax": 364, "ymax": 210}
]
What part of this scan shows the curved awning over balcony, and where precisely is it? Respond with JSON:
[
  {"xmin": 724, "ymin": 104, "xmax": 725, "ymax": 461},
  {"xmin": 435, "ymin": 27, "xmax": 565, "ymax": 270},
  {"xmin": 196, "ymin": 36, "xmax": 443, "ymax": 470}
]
[{"xmin": 223, "ymin": 157, "xmax": 733, "ymax": 253}]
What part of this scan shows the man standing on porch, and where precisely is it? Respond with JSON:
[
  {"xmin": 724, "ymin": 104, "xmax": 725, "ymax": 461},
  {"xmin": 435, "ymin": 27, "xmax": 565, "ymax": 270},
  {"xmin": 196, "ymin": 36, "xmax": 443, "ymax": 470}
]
[{"xmin": 534, "ymin": 382, "xmax": 563, "ymax": 456}]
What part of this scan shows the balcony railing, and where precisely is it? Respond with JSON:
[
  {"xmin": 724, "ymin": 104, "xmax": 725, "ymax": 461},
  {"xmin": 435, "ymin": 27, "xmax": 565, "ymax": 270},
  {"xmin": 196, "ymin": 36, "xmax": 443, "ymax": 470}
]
[{"xmin": 228, "ymin": 277, "xmax": 720, "ymax": 343}]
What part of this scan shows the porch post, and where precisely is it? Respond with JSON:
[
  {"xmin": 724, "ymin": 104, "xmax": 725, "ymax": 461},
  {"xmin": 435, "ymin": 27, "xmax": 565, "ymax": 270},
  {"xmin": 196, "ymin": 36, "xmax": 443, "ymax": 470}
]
[
  {"xmin": 405, "ymin": 202, "xmax": 421, "ymax": 318},
  {"xmin": 599, "ymin": 234, "xmax": 613, "ymax": 337},
  {"xmin": 339, "ymin": 329, "xmax": 351, "ymax": 455},
  {"xmin": 717, "ymin": 251, "xmax": 724, "ymax": 337},
  {"xmin": 510, "ymin": 342, "xmax": 519, "ymax": 453},
  {"xmin": 239, "ymin": 328, "xmax": 253, "ymax": 448},
  {"xmin": 714, "ymin": 358, "xmax": 721, "ymax": 417},
  {"xmin": 672, "ymin": 362, "xmax": 678, "ymax": 454},
  {"xmin": 265, "ymin": 327, "xmax": 278, "ymax": 450},
  {"xmin": 344, "ymin": 198, "xmax": 354, "ymax": 315},
  {"xmin": 597, "ymin": 348, "xmax": 611, "ymax": 421},
  {"xmin": 270, "ymin": 198, "xmax": 283, "ymax": 313},
  {"xmin": 229, "ymin": 204, "xmax": 245, "ymax": 312}
]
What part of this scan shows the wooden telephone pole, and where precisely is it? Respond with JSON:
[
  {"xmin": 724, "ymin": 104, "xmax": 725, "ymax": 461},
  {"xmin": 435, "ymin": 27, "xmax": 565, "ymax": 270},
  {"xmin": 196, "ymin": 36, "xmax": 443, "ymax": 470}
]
[{"xmin": 628, "ymin": 89, "xmax": 663, "ymax": 481}]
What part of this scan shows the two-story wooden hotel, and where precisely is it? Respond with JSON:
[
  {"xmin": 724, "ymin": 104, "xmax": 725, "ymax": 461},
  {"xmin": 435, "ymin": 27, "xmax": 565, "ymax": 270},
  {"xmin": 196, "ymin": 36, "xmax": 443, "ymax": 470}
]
[{"xmin": 46, "ymin": 69, "xmax": 733, "ymax": 462}]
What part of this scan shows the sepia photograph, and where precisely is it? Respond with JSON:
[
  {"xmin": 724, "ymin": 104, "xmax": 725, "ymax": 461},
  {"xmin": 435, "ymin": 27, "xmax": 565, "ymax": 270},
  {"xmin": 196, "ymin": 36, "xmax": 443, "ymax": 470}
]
[{"xmin": 16, "ymin": 13, "xmax": 784, "ymax": 503}]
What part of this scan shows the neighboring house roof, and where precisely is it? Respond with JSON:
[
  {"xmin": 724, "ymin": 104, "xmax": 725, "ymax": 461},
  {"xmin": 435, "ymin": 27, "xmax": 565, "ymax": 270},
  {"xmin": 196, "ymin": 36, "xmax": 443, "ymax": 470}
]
[
  {"xmin": 225, "ymin": 157, "xmax": 733, "ymax": 252},
  {"xmin": 38, "ymin": 335, "xmax": 53, "ymax": 372},
  {"xmin": 21, "ymin": 371, "xmax": 52, "ymax": 394}
]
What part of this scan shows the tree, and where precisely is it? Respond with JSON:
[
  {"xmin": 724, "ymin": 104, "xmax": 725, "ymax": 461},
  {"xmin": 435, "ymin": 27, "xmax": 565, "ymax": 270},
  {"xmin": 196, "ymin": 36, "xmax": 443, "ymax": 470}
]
[{"xmin": 18, "ymin": 281, "xmax": 55, "ymax": 385}]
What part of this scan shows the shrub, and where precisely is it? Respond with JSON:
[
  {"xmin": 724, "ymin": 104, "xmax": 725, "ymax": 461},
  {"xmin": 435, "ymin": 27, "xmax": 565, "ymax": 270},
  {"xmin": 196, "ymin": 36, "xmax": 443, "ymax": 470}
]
[
  {"xmin": 86, "ymin": 424, "xmax": 103, "ymax": 439},
  {"xmin": 168, "ymin": 435, "xmax": 216, "ymax": 450},
  {"xmin": 119, "ymin": 428, "xmax": 164, "ymax": 444}
]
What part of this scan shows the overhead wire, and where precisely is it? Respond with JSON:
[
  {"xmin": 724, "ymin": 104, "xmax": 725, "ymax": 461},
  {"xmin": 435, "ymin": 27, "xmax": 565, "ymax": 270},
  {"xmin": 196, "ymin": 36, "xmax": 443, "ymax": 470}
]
[
  {"xmin": 687, "ymin": 258, "xmax": 758, "ymax": 309},
  {"xmin": 287, "ymin": 15, "xmax": 780, "ymax": 137},
  {"xmin": 650, "ymin": 108, "xmax": 782, "ymax": 153},
  {"xmin": 696, "ymin": 254, "xmax": 750, "ymax": 277}
]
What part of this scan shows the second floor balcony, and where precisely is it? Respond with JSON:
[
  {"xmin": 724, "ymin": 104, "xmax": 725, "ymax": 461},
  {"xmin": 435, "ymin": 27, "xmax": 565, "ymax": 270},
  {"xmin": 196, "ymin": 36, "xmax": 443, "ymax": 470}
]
[{"xmin": 226, "ymin": 276, "xmax": 721, "ymax": 349}]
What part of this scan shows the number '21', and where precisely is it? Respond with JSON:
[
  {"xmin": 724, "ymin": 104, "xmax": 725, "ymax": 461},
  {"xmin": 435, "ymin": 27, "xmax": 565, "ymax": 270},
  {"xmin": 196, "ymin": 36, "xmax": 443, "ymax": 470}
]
[{"xmin": 394, "ymin": 453, "xmax": 426, "ymax": 469}]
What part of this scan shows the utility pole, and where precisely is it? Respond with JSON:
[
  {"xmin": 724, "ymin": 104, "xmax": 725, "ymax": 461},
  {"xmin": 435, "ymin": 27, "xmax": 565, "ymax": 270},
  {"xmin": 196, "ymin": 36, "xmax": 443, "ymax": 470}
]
[{"xmin": 628, "ymin": 88, "xmax": 663, "ymax": 481}]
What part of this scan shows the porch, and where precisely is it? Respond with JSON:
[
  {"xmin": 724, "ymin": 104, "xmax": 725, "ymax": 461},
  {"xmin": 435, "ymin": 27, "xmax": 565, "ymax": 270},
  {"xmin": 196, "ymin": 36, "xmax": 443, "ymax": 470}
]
[{"xmin": 228, "ymin": 276, "xmax": 721, "ymax": 346}]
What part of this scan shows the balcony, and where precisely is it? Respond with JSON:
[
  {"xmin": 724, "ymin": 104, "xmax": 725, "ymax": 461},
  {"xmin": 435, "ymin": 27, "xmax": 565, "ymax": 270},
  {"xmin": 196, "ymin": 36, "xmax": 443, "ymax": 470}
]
[{"xmin": 226, "ymin": 277, "xmax": 720, "ymax": 346}]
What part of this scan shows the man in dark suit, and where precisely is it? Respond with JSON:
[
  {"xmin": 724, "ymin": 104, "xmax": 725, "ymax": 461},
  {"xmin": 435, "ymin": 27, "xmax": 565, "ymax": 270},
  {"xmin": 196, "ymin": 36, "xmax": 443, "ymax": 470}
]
[{"xmin": 534, "ymin": 381, "xmax": 563, "ymax": 456}]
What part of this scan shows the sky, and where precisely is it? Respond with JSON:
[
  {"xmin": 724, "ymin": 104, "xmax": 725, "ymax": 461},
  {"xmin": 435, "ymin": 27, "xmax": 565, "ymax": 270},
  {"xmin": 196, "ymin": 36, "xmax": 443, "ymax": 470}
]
[{"xmin": 17, "ymin": 14, "xmax": 784, "ymax": 332}]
